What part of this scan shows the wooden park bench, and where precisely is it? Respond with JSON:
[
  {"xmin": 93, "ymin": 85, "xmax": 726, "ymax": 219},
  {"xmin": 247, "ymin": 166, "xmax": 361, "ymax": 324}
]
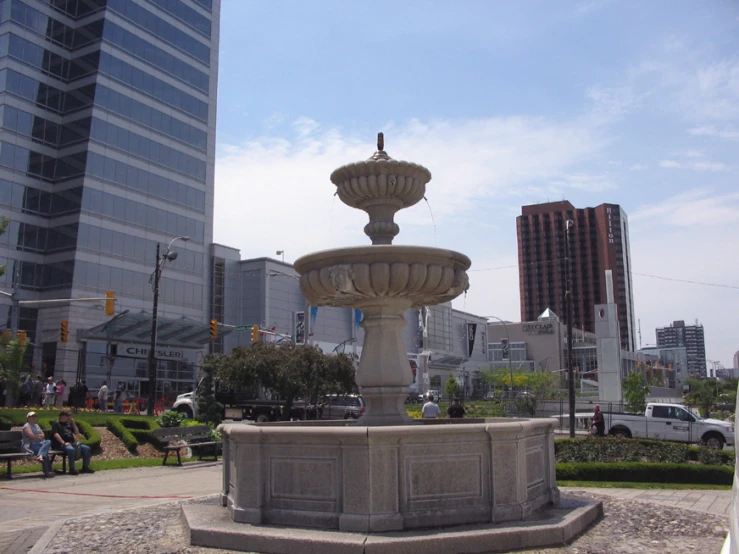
[
  {"xmin": 151, "ymin": 425, "xmax": 219, "ymax": 466},
  {"xmin": 0, "ymin": 431, "xmax": 68, "ymax": 479}
]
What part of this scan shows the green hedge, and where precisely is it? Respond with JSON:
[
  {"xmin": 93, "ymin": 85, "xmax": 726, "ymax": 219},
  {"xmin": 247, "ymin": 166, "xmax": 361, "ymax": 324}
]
[
  {"xmin": 0, "ymin": 415, "xmax": 12, "ymax": 430},
  {"xmin": 556, "ymin": 462, "xmax": 734, "ymax": 485},
  {"xmin": 76, "ymin": 420, "xmax": 101, "ymax": 450},
  {"xmin": 555, "ymin": 437, "xmax": 735, "ymax": 467},
  {"xmin": 106, "ymin": 418, "xmax": 138, "ymax": 451},
  {"xmin": 119, "ymin": 417, "xmax": 162, "ymax": 449}
]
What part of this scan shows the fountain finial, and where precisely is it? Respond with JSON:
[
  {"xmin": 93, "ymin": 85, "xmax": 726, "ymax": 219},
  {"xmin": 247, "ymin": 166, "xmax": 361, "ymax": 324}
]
[{"xmin": 369, "ymin": 132, "xmax": 390, "ymax": 161}]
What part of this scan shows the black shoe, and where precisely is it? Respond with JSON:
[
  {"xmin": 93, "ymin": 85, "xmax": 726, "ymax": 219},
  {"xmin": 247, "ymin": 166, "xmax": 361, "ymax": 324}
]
[
  {"xmin": 43, "ymin": 472, "xmax": 55, "ymax": 478},
  {"xmin": 69, "ymin": 469, "xmax": 79, "ymax": 476},
  {"xmin": 80, "ymin": 467, "xmax": 95, "ymax": 474}
]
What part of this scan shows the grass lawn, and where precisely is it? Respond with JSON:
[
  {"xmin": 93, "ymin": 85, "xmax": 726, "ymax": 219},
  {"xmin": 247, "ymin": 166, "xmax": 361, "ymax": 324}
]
[
  {"xmin": 0, "ymin": 407, "xmax": 158, "ymax": 426},
  {"xmin": 558, "ymin": 480, "xmax": 732, "ymax": 490},
  {"xmin": 1, "ymin": 456, "xmax": 203, "ymax": 478}
]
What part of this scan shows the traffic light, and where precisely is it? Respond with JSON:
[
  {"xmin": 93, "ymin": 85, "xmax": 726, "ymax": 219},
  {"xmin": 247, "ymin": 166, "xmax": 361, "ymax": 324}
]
[
  {"xmin": 17, "ymin": 331, "xmax": 27, "ymax": 345},
  {"xmin": 500, "ymin": 338, "xmax": 509, "ymax": 360},
  {"xmin": 60, "ymin": 320, "xmax": 69, "ymax": 343},
  {"xmin": 209, "ymin": 319, "xmax": 218, "ymax": 339},
  {"xmin": 251, "ymin": 325, "xmax": 259, "ymax": 344},
  {"xmin": 105, "ymin": 290, "xmax": 115, "ymax": 316}
]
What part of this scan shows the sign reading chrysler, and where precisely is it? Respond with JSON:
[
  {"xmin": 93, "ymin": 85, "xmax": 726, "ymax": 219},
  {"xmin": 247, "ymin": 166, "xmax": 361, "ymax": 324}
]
[
  {"xmin": 124, "ymin": 346, "xmax": 190, "ymax": 361},
  {"xmin": 522, "ymin": 322, "xmax": 555, "ymax": 335}
]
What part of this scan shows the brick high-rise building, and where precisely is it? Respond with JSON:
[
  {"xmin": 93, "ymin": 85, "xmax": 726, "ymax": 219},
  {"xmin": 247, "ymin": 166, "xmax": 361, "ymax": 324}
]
[
  {"xmin": 517, "ymin": 201, "xmax": 636, "ymax": 351},
  {"xmin": 656, "ymin": 320, "xmax": 707, "ymax": 378}
]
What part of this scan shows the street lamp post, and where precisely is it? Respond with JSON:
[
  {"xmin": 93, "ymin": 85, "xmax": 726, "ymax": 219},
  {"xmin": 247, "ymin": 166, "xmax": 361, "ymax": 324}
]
[
  {"xmin": 485, "ymin": 316, "xmax": 513, "ymax": 399},
  {"xmin": 147, "ymin": 236, "xmax": 189, "ymax": 416},
  {"xmin": 565, "ymin": 220, "xmax": 575, "ymax": 438}
]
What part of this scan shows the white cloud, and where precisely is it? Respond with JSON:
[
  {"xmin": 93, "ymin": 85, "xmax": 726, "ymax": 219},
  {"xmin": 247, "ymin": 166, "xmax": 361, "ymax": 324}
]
[
  {"xmin": 214, "ymin": 115, "xmax": 608, "ymax": 262},
  {"xmin": 689, "ymin": 125, "xmax": 739, "ymax": 139},
  {"xmin": 630, "ymin": 188, "xmax": 739, "ymax": 226},
  {"xmin": 585, "ymin": 85, "xmax": 641, "ymax": 122},
  {"xmin": 629, "ymin": 164, "xmax": 648, "ymax": 170},
  {"xmin": 629, "ymin": 190, "xmax": 739, "ymax": 365},
  {"xmin": 657, "ymin": 159, "xmax": 728, "ymax": 171}
]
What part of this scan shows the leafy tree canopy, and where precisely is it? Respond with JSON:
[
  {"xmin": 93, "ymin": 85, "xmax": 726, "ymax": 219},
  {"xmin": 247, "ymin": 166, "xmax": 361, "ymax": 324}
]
[
  {"xmin": 213, "ymin": 343, "xmax": 356, "ymax": 419},
  {"xmin": 623, "ymin": 371, "xmax": 649, "ymax": 413}
]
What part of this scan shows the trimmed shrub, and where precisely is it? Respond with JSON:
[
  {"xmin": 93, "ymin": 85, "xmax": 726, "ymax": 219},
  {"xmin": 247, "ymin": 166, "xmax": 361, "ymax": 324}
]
[
  {"xmin": 555, "ymin": 437, "xmax": 735, "ymax": 467},
  {"xmin": 156, "ymin": 410, "xmax": 186, "ymax": 428},
  {"xmin": 76, "ymin": 420, "xmax": 102, "ymax": 450},
  {"xmin": 106, "ymin": 418, "xmax": 138, "ymax": 451},
  {"xmin": 0, "ymin": 416, "xmax": 12, "ymax": 430},
  {"xmin": 118, "ymin": 417, "xmax": 162, "ymax": 449},
  {"xmin": 556, "ymin": 462, "xmax": 733, "ymax": 485}
]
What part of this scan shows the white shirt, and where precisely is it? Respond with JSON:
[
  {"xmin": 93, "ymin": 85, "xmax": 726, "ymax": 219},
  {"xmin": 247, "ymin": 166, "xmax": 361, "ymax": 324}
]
[
  {"xmin": 422, "ymin": 401, "xmax": 441, "ymax": 419},
  {"xmin": 98, "ymin": 385, "xmax": 108, "ymax": 400}
]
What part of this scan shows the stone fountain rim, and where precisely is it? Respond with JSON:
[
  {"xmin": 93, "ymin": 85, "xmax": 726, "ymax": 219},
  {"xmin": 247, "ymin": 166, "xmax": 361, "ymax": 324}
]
[
  {"xmin": 294, "ymin": 245, "xmax": 471, "ymax": 274},
  {"xmin": 330, "ymin": 158, "xmax": 432, "ymax": 184}
]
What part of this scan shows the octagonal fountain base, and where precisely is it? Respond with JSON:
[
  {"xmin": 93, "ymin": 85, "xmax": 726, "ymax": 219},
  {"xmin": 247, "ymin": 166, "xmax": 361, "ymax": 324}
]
[{"xmin": 182, "ymin": 418, "xmax": 601, "ymax": 553}]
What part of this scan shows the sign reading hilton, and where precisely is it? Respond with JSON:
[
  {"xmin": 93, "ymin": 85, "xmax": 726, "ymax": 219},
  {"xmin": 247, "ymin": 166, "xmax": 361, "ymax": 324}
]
[{"xmin": 522, "ymin": 323, "xmax": 554, "ymax": 335}]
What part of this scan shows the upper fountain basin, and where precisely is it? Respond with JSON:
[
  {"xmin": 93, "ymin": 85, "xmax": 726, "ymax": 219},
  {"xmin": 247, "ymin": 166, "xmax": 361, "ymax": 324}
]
[
  {"xmin": 330, "ymin": 159, "xmax": 431, "ymax": 212},
  {"xmin": 294, "ymin": 245, "xmax": 470, "ymax": 309}
]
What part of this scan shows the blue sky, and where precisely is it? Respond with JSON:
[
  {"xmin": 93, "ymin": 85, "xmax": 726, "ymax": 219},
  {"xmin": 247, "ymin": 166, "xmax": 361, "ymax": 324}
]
[{"xmin": 213, "ymin": 0, "xmax": 739, "ymax": 367}]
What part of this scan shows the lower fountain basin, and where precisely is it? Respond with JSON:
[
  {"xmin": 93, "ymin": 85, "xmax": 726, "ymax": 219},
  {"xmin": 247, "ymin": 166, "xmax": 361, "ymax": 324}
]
[
  {"xmin": 294, "ymin": 245, "xmax": 470, "ymax": 308},
  {"xmin": 219, "ymin": 418, "xmax": 560, "ymax": 533}
]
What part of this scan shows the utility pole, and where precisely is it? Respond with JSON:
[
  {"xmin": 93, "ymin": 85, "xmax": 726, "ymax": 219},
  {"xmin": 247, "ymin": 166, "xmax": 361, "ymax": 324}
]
[
  {"xmin": 147, "ymin": 243, "xmax": 161, "ymax": 417},
  {"xmin": 565, "ymin": 220, "xmax": 575, "ymax": 438}
]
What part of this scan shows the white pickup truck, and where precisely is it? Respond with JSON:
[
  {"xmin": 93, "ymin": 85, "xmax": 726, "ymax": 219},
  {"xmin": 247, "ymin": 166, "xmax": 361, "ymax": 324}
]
[{"xmin": 605, "ymin": 403, "xmax": 734, "ymax": 449}]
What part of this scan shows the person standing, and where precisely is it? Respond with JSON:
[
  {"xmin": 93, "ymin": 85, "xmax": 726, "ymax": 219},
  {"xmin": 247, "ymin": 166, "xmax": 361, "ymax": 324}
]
[
  {"xmin": 447, "ymin": 396, "xmax": 466, "ymax": 418},
  {"xmin": 51, "ymin": 410, "xmax": 95, "ymax": 475},
  {"xmin": 22, "ymin": 412, "xmax": 54, "ymax": 478},
  {"xmin": 43, "ymin": 377, "xmax": 56, "ymax": 407},
  {"xmin": 97, "ymin": 381, "xmax": 108, "ymax": 412},
  {"xmin": 113, "ymin": 382, "xmax": 124, "ymax": 414},
  {"xmin": 33, "ymin": 376, "xmax": 43, "ymax": 407},
  {"xmin": 54, "ymin": 380, "xmax": 66, "ymax": 408},
  {"xmin": 590, "ymin": 405, "xmax": 605, "ymax": 437},
  {"xmin": 422, "ymin": 394, "xmax": 441, "ymax": 419}
]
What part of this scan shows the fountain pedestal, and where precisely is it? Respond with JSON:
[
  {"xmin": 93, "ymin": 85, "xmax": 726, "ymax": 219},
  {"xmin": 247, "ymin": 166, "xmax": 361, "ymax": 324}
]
[{"xmin": 221, "ymin": 418, "xmax": 560, "ymax": 533}]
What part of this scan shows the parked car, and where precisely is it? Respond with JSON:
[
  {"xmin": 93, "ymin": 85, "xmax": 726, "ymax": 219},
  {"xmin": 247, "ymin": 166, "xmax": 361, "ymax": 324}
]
[{"xmin": 310, "ymin": 394, "xmax": 365, "ymax": 420}]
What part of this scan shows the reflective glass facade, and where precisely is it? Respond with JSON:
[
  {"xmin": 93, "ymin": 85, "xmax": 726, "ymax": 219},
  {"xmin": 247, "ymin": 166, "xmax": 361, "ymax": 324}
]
[{"xmin": 0, "ymin": 0, "xmax": 219, "ymax": 387}]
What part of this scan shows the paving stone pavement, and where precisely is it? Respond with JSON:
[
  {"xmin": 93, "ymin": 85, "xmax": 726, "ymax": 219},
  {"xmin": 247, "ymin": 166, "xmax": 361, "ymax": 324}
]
[{"xmin": 0, "ymin": 463, "xmax": 733, "ymax": 553}]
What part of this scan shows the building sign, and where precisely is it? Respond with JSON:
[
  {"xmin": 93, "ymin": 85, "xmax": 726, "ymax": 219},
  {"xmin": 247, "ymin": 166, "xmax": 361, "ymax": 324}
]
[
  {"xmin": 467, "ymin": 323, "xmax": 477, "ymax": 357},
  {"xmin": 295, "ymin": 311, "xmax": 305, "ymax": 345},
  {"xmin": 606, "ymin": 206, "xmax": 618, "ymax": 245},
  {"xmin": 522, "ymin": 322, "xmax": 555, "ymax": 335},
  {"xmin": 123, "ymin": 346, "xmax": 190, "ymax": 361}
]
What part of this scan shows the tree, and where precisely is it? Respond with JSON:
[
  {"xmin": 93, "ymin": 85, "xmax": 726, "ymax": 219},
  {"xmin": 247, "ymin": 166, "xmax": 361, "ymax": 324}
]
[
  {"xmin": 0, "ymin": 334, "xmax": 27, "ymax": 406},
  {"xmin": 623, "ymin": 371, "xmax": 649, "ymax": 413},
  {"xmin": 196, "ymin": 355, "xmax": 224, "ymax": 427},
  {"xmin": 684, "ymin": 378, "xmax": 717, "ymax": 417},
  {"xmin": 444, "ymin": 375, "xmax": 459, "ymax": 401},
  {"xmin": 214, "ymin": 342, "xmax": 356, "ymax": 420},
  {"xmin": 515, "ymin": 371, "xmax": 561, "ymax": 416}
]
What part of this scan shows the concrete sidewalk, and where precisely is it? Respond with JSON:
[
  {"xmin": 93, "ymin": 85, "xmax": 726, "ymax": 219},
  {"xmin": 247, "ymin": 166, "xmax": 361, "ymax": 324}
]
[
  {"xmin": 0, "ymin": 462, "xmax": 222, "ymax": 554},
  {"xmin": 0, "ymin": 463, "xmax": 732, "ymax": 553}
]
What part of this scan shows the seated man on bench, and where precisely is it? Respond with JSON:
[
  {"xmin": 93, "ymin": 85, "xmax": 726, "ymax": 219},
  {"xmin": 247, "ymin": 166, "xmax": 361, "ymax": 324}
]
[{"xmin": 51, "ymin": 410, "xmax": 95, "ymax": 475}]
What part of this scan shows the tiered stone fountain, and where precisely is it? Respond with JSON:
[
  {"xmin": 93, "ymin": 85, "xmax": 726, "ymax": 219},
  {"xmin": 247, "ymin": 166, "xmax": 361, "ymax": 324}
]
[{"xmin": 184, "ymin": 135, "xmax": 601, "ymax": 553}]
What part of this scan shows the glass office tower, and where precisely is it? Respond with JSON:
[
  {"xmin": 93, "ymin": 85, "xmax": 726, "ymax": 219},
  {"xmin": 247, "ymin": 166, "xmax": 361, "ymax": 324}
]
[{"xmin": 0, "ymin": 0, "xmax": 220, "ymax": 385}]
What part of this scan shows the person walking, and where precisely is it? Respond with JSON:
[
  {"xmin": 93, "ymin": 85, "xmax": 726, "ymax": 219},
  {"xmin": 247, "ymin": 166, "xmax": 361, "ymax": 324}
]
[
  {"xmin": 43, "ymin": 377, "xmax": 56, "ymax": 407},
  {"xmin": 590, "ymin": 405, "xmax": 605, "ymax": 437},
  {"xmin": 446, "ymin": 396, "xmax": 466, "ymax": 418},
  {"xmin": 22, "ymin": 412, "xmax": 54, "ymax": 478},
  {"xmin": 33, "ymin": 376, "xmax": 44, "ymax": 407},
  {"xmin": 422, "ymin": 394, "xmax": 441, "ymax": 419},
  {"xmin": 51, "ymin": 410, "xmax": 95, "ymax": 475},
  {"xmin": 98, "ymin": 381, "xmax": 109, "ymax": 412}
]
